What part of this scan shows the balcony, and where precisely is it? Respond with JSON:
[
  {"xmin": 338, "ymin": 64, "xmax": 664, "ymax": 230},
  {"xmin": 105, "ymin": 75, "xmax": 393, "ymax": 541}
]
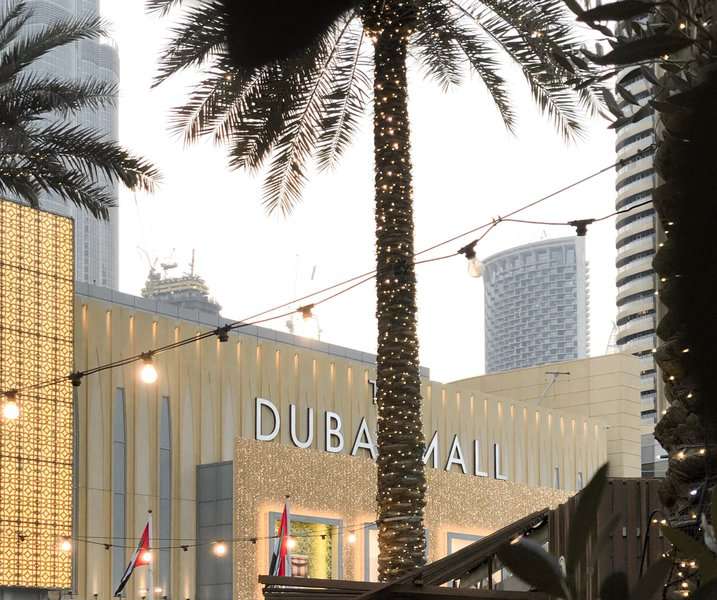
[
  {"xmin": 618, "ymin": 314, "xmax": 656, "ymax": 340},
  {"xmin": 617, "ymin": 235, "xmax": 655, "ymax": 262}
]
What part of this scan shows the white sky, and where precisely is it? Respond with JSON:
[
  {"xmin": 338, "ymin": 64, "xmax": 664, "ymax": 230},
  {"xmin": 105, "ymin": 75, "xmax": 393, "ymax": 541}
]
[{"xmin": 102, "ymin": 0, "xmax": 618, "ymax": 383}]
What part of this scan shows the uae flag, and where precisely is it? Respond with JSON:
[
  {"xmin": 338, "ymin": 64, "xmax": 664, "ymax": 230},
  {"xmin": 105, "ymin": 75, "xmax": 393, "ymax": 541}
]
[
  {"xmin": 114, "ymin": 517, "xmax": 152, "ymax": 597},
  {"xmin": 269, "ymin": 504, "xmax": 290, "ymax": 576}
]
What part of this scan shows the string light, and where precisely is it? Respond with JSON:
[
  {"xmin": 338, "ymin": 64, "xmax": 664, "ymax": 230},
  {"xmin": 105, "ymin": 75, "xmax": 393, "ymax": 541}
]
[
  {"xmin": 141, "ymin": 550, "xmax": 152, "ymax": 563},
  {"xmin": 139, "ymin": 353, "xmax": 158, "ymax": 385},
  {"xmin": 58, "ymin": 537, "xmax": 72, "ymax": 553},
  {"xmin": 1, "ymin": 391, "xmax": 19, "ymax": 421},
  {"xmin": 212, "ymin": 541, "xmax": 227, "ymax": 557},
  {"xmin": 0, "ymin": 145, "xmax": 655, "ymax": 402},
  {"xmin": 347, "ymin": 532, "xmax": 357, "ymax": 544},
  {"xmin": 286, "ymin": 537, "xmax": 297, "ymax": 550},
  {"xmin": 457, "ymin": 241, "xmax": 483, "ymax": 278}
]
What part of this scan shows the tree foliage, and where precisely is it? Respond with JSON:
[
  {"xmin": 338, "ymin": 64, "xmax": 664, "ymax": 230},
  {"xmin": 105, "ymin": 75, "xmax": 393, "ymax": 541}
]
[
  {"xmin": 152, "ymin": 0, "xmax": 604, "ymax": 214},
  {"xmin": 0, "ymin": 0, "xmax": 159, "ymax": 218}
]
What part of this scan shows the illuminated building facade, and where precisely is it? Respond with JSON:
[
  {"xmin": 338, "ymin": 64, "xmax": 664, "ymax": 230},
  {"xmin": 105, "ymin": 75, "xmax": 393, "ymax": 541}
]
[
  {"xmin": 0, "ymin": 200, "xmax": 74, "ymax": 594},
  {"xmin": 66, "ymin": 283, "xmax": 639, "ymax": 600}
]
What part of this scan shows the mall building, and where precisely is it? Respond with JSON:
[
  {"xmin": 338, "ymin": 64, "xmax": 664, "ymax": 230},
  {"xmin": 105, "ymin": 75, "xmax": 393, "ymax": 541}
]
[{"xmin": 0, "ymin": 200, "xmax": 641, "ymax": 600}]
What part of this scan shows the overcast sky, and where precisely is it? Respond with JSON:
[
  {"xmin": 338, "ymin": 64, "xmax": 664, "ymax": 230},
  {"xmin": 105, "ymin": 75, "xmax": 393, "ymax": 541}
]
[{"xmin": 101, "ymin": 1, "xmax": 619, "ymax": 383}]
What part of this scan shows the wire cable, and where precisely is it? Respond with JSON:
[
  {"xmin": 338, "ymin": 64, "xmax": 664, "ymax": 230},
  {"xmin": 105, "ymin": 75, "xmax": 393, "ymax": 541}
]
[{"xmin": 0, "ymin": 144, "xmax": 653, "ymax": 399}]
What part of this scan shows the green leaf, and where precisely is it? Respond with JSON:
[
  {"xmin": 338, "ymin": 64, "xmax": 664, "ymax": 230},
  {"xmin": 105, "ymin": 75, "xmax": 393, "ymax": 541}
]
[
  {"xmin": 601, "ymin": 572, "xmax": 628, "ymax": 600},
  {"xmin": 578, "ymin": 1, "xmax": 655, "ymax": 22},
  {"xmin": 662, "ymin": 527, "xmax": 717, "ymax": 582},
  {"xmin": 589, "ymin": 34, "xmax": 694, "ymax": 65},
  {"xmin": 608, "ymin": 102, "xmax": 653, "ymax": 128},
  {"xmin": 497, "ymin": 539, "xmax": 570, "ymax": 599},
  {"xmin": 560, "ymin": 0, "xmax": 585, "ymax": 17},
  {"xmin": 630, "ymin": 558, "xmax": 672, "ymax": 600},
  {"xmin": 566, "ymin": 464, "xmax": 609, "ymax": 579}
]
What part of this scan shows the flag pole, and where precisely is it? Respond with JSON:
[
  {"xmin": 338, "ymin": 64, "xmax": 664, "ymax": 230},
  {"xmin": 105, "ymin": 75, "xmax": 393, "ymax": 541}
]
[
  {"xmin": 147, "ymin": 510, "xmax": 154, "ymax": 600},
  {"xmin": 285, "ymin": 495, "xmax": 291, "ymax": 577}
]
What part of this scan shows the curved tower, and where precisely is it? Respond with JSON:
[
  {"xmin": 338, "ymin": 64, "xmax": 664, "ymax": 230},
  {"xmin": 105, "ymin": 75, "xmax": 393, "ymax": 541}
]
[
  {"xmin": 613, "ymin": 68, "xmax": 664, "ymax": 476},
  {"xmin": 483, "ymin": 237, "xmax": 590, "ymax": 374},
  {"xmin": 6, "ymin": 0, "xmax": 120, "ymax": 288}
]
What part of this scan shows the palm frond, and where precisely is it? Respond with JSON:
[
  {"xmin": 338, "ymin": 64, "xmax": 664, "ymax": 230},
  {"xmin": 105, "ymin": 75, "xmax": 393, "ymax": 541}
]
[
  {"xmin": 413, "ymin": 0, "xmax": 465, "ymax": 90},
  {"xmin": 145, "ymin": 0, "xmax": 186, "ymax": 16},
  {"xmin": 417, "ymin": 0, "xmax": 516, "ymax": 132},
  {"xmin": 2, "ymin": 73, "xmax": 117, "ymax": 120},
  {"xmin": 261, "ymin": 16, "xmax": 358, "ymax": 214},
  {"xmin": 153, "ymin": 0, "xmax": 226, "ymax": 86},
  {"xmin": 315, "ymin": 21, "xmax": 370, "ymax": 171},
  {"xmin": 450, "ymin": 0, "xmax": 586, "ymax": 139},
  {"xmin": 32, "ymin": 122, "xmax": 159, "ymax": 192},
  {"xmin": 0, "ymin": 14, "xmax": 106, "ymax": 84},
  {"xmin": 0, "ymin": 1, "xmax": 31, "ymax": 53}
]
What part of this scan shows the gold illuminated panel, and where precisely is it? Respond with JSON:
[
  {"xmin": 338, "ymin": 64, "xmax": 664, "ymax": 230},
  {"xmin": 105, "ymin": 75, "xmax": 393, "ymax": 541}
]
[{"xmin": 0, "ymin": 199, "xmax": 73, "ymax": 589}]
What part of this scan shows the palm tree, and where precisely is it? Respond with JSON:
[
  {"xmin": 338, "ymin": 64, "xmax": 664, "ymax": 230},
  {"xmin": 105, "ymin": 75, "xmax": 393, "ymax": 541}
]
[
  {"xmin": 151, "ymin": 0, "xmax": 599, "ymax": 580},
  {"xmin": 0, "ymin": 1, "xmax": 159, "ymax": 219}
]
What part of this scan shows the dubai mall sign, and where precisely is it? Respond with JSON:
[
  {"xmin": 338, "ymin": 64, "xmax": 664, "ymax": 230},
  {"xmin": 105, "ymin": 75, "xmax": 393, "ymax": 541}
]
[{"xmin": 255, "ymin": 397, "xmax": 508, "ymax": 480}]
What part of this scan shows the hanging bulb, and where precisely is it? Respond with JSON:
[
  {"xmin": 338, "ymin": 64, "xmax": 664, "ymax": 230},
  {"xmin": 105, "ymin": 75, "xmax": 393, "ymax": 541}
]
[
  {"xmin": 293, "ymin": 305, "xmax": 320, "ymax": 339},
  {"xmin": 141, "ymin": 550, "xmax": 153, "ymax": 563},
  {"xmin": 458, "ymin": 241, "xmax": 483, "ymax": 278},
  {"xmin": 139, "ymin": 354, "xmax": 158, "ymax": 384},
  {"xmin": 347, "ymin": 532, "xmax": 357, "ymax": 544},
  {"xmin": 212, "ymin": 541, "xmax": 227, "ymax": 557},
  {"xmin": 287, "ymin": 537, "xmax": 297, "ymax": 550},
  {"xmin": 2, "ymin": 391, "xmax": 19, "ymax": 421},
  {"xmin": 59, "ymin": 537, "xmax": 72, "ymax": 553}
]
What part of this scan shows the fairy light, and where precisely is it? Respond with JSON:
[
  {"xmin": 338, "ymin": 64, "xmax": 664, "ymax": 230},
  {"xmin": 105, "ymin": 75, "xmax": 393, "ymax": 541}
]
[
  {"xmin": 58, "ymin": 537, "xmax": 72, "ymax": 553},
  {"xmin": 286, "ymin": 537, "xmax": 297, "ymax": 550},
  {"xmin": 347, "ymin": 532, "xmax": 357, "ymax": 544}
]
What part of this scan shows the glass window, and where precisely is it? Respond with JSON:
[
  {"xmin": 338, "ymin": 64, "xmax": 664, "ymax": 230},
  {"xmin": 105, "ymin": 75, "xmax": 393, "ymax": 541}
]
[
  {"xmin": 112, "ymin": 388, "xmax": 126, "ymax": 593},
  {"xmin": 269, "ymin": 513, "xmax": 342, "ymax": 579}
]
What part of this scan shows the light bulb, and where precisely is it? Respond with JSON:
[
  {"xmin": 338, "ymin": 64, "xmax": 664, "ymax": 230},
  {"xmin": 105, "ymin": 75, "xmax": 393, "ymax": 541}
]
[
  {"xmin": 141, "ymin": 550, "xmax": 152, "ymax": 563},
  {"xmin": 2, "ymin": 397, "xmax": 19, "ymax": 421},
  {"xmin": 347, "ymin": 532, "xmax": 357, "ymax": 544},
  {"xmin": 154, "ymin": 588, "xmax": 164, "ymax": 595},
  {"xmin": 287, "ymin": 537, "xmax": 297, "ymax": 550},
  {"xmin": 213, "ymin": 541, "xmax": 227, "ymax": 557},
  {"xmin": 467, "ymin": 257, "xmax": 483, "ymax": 278},
  {"xmin": 59, "ymin": 537, "xmax": 72, "ymax": 553},
  {"xmin": 140, "ymin": 356, "xmax": 158, "ymax": 384}
]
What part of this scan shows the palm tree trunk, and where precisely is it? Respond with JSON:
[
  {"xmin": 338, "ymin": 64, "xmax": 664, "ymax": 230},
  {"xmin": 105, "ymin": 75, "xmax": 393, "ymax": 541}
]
[{"xmin": 369, "ymin": 1, "xmax": 427, "ymax": 583}]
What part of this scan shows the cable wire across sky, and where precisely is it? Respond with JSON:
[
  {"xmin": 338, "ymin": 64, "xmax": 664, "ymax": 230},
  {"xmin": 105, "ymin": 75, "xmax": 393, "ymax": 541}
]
[{"xmin": 0, "ymin": 144, "xmax": 654, "ymax": 399}]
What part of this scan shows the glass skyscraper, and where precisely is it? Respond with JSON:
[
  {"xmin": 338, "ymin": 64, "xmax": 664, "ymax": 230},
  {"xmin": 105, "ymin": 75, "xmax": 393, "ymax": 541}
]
[
  {"xmin": 3, "ymin": 0, "xmax": 120, "ymax": 288},
  {"xmin": 483, "ymin": 237, "xmax": 590, "ymax": 373}
]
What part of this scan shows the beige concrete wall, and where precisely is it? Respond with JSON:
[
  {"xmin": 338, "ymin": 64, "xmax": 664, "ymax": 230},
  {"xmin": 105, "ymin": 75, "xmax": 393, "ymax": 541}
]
[
  {"xmin": 451, "ymin": 353, "xmax": 642, "ymax": 478},
  {"xmin": 73, "ymin": 290, "xmax": 608, "ymax": 600}
]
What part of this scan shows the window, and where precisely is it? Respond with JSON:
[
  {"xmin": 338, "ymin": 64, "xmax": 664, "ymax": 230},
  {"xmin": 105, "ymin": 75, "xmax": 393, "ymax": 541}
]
[
  {"xmin": 112, "ymin": 388, "xmax": 126, "ymax": 593},
  {"xmin": 269, "ymin": 513, "xmax": 342, "ymax": 580},
  {"xmin": 447, "ymin": 533, "xmax": 481, "ymax": 555},
  {"xmin": 159, "ymin": 396, "xmax": 172, "ymax": 597}
]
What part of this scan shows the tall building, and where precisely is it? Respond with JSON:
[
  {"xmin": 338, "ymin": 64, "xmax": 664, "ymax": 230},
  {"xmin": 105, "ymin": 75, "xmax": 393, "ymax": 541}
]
[
  {"xmin": 3, "ymin": 0, "xmax": 121, "ymax": 288},
  {"xmin": 483, "ymin": 237, "xmax": 590, "ymax": 373},
  {"xmin": 613, "ymin": 68, "xmax": 665, "ymax": 477}
]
